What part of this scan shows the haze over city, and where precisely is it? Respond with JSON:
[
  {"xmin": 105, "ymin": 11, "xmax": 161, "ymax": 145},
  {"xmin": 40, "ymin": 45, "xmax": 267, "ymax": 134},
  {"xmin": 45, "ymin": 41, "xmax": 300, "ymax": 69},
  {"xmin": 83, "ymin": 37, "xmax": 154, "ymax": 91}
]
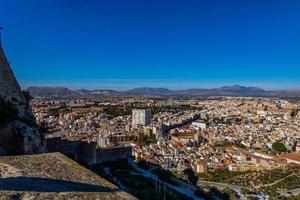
[{"xmin": 1, "ymin": 0, "xmax": 300, "ymax": 90}]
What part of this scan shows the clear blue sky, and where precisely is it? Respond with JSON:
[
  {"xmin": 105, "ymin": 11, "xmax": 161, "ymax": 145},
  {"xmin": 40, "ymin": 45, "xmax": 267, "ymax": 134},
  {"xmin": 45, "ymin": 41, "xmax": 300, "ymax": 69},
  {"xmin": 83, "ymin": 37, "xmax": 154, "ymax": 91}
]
[{"xmin": 1, "ymin": 0, "xmax": 300, "ymax": 90}]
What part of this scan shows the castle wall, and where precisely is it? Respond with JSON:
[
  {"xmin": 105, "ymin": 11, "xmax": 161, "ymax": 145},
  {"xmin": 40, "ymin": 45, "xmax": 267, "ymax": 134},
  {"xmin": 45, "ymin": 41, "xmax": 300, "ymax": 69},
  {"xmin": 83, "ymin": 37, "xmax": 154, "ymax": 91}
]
[
  {"xmin": 46, "ymin": 137, "xmax": 97, "ymax": 165},
  {"xmin": 46, "ymin": 137, "xmax": 132, "ymax": 165},
  {"xmin": 96, "ymin": 146, "xmax": 132, "ymax": 163}
]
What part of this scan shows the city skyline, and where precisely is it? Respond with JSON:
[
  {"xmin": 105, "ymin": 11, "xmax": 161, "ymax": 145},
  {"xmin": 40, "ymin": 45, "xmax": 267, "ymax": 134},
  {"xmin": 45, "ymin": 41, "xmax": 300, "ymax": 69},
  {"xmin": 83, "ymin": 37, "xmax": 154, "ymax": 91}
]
[{"xmin": 1, "ymin": 0, "xmax": 300, "ymax": 90}]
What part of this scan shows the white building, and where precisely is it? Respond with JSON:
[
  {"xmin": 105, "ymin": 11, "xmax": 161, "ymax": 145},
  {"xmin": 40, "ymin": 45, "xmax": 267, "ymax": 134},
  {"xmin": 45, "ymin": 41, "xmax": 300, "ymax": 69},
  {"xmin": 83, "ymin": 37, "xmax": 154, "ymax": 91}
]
[
  {"xmin": 191, "ymin": 120, "xmax": 207, "ymax": 130},
  {"xmin": 132, "ymin": 109, "xmax": 152, "ymax": 129}
]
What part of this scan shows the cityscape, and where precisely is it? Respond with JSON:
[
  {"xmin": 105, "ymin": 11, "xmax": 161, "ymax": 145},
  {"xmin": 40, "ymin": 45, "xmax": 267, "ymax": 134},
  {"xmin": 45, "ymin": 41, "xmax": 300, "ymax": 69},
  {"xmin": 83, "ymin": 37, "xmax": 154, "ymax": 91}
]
[
  {"xmin": 29, "ymin": 90, "xmax": 300, "ymax": 199},
  {"xmin": 1, "ymin": 1, "xmax": 300, "ymax": 200}
]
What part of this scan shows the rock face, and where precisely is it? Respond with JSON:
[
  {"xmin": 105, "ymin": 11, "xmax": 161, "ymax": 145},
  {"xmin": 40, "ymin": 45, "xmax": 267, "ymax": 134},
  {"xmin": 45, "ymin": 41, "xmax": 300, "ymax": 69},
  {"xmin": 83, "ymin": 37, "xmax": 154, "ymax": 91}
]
[
  {"xmin": 0, "ymin": 31, "xmax": 44, "ymax": 155},
  {"xmin": 0, "ymin": 35, "xmax": 26, "ymax": 103},
  {"xmin": 0, "ymin": 153, "xmax": 136, "ymax": 199}
]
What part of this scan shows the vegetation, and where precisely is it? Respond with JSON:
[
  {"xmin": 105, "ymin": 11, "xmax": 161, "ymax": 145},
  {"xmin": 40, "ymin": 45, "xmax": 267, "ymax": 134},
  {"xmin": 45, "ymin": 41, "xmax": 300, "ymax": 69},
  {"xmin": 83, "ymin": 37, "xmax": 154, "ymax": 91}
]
[
  {"xmin": 228, "ymin": 166, "xmax": 300, "ymax": 191},
  {"xmin": 241, "ymin": 187, "xmax": 251, "ymax": 195},
  {"xmin": 193, "ymin": 187, "xmax": 232, "ymax": 199},
  {"xmin": 204, "ymin": 187, "xmax": 230, "ymax": 200},
  {"xmin": 151, "ymin": 168, "xmax": 180, "ymax": 186},
  {"xmin": 287, "ymin": 195, "xmax": 300, "ymax": 200},
  {"xmin": 102, "ymin": 105, "xmax": 132, "ymax": 118},
  {"xmin": 198, "ymin": 169, "xmax": 251, "ymax": 182},
  {"xmin": 92, "ymin": 159, "xmax": 193, "ymax": 200},
  {"xmin": 223, "ymin": 188, "xmax": 240, "ymax": 200},
  {"xmin": 236, "ymin": 142, "xmax": 247, "ymax": 149},
  {"xmin": 269, "ymin": 175, "xmax": 300, "ymax": 191},
  {"xmin": 272, "ymin": 142, "xmax": 287, "ymax": 152},
  {"xmin": 183, "ymin": 167, "xmax": 199, "ymax": 185},
  {"xmin": 197, "ymin": 166, "xmax": 300, "ymax": 198},
  {"xmin": 49, "ymin": 104, "xmax": 70, "ymax": 117}
]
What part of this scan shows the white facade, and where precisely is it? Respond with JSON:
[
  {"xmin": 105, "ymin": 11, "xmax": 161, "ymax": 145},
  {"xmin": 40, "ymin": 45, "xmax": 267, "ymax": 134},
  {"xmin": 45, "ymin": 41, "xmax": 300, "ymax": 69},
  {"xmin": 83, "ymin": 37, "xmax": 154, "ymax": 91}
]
[
  {"xmin": 191, "ymin": 121, "xmax": 207, "ymax": 130},
  {"xmin": 132, "ymin": 109, "xmax": 151, "ymax": 128}
]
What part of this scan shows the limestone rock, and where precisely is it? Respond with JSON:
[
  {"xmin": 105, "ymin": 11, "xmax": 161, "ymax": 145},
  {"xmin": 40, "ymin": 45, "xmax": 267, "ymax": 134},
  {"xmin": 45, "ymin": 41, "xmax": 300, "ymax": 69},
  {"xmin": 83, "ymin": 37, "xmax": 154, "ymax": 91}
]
[
  {"xmin": 0, "ymin": 153, "xmax": 136, "ymax": 199},
  {"xmin": 0, "ymin": 30, "xmax": 44, "ymax": 155},
  {"xmin": 0, "ymin": 34, "xmax": 26, "ymax": 104},
  {"xmin": 0, "ymin": 120, "xmax": 44, "ymax": 155}
]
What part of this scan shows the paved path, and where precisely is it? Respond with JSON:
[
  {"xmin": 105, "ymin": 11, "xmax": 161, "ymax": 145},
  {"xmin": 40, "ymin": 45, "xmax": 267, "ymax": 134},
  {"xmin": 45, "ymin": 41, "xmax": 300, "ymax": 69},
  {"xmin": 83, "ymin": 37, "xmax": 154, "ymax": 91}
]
[
  {"xmin": 197, "ymin": 180, "xmax": 253, "ymax": 194},
  {"xmin": 128, "ymin": 158, "xmax": 204, "ymax": 200},
  {"xmin": 278, "ymin": 188, "xmax": 300, "ymax": 196}
]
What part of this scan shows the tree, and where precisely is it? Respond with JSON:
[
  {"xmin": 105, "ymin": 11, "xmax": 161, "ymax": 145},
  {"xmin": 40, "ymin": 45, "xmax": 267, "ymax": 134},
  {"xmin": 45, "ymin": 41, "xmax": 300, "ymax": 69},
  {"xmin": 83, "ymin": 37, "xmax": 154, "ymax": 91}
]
[
  {"xmin": 183, "ymin": 168, "xmax": 199, "ymax": 185},
  {"xmin": 272, "ymin": 142, "xmax": 287, "ymax": 152},
  {"xmin": 241, "ymin": 187, "xmax": 250, "ymax": 195}
]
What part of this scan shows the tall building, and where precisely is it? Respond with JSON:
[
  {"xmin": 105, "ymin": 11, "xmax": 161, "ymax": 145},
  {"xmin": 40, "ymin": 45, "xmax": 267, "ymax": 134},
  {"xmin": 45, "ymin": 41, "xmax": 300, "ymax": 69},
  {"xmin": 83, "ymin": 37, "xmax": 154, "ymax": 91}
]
[{"xmin": 132, "ymin": 109, "xmax": 151, "ymax": 129}]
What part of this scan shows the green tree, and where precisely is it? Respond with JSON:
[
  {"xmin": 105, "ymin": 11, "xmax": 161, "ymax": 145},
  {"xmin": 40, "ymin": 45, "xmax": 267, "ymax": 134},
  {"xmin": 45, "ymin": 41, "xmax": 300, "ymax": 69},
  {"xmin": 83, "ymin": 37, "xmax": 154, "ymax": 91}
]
[{"xmin": 272, "ymin": 142, "xmax": 287, "ymax": 152}]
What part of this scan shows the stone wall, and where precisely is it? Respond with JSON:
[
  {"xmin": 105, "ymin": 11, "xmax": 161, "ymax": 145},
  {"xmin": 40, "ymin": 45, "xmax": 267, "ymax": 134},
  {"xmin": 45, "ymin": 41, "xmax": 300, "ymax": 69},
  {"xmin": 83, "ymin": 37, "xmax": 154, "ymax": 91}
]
[
  {"xmin": 46, "ymin": 137, "xmax": 132, "ymax": 165},
  {"xmin": 46, "ymin": 137, "xmax": 97, "ymax": 165},
  {"xmin": 96, "ymin": 146, "xmax": 132, "ymax": 163}
]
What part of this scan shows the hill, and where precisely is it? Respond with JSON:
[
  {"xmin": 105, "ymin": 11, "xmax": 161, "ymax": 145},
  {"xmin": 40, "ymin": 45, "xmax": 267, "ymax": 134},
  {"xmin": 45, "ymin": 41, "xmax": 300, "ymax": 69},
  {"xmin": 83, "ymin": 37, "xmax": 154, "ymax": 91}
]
[
  {"xmin": 27, "ymin": 87, "xmax": 78, "ymax": 97},
  {"xmin": 26, "ymin": 85, "xmax": 300, "ymax": 98}
]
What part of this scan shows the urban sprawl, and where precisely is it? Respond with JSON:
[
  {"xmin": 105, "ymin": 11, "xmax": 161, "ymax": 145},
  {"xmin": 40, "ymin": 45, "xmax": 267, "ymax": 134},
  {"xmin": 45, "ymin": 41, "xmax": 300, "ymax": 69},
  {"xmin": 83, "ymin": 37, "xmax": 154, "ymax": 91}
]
[{"xmin": 31, "ymin": 96, "xmax": 300, "ymax": 199}]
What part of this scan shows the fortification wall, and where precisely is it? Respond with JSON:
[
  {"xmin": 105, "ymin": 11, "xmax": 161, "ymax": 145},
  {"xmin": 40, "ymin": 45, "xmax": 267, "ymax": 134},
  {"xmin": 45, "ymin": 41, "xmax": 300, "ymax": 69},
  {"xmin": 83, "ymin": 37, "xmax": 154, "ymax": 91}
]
[
  {"xmin": 96, "ymin": 146, "xmax": 132, "ymax": 163},
  {"xmin": 46, "ymin": 137, "xmax": 97, "ymax": 165},
  {"xmin": 46, "ymin": 137, "xmax": 132, "ymax": 165}
]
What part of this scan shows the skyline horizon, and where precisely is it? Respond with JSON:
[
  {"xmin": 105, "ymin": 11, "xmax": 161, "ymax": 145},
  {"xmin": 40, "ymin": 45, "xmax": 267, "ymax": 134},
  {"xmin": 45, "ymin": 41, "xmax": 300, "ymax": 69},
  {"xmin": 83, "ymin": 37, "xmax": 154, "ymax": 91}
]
[
  {"xmin": 21, "ymin": 79, "xmax": 300, "ymax": 91},
  {"xmin": 2, "ymin": 0, "xmax": 300, "ymax": 91}
]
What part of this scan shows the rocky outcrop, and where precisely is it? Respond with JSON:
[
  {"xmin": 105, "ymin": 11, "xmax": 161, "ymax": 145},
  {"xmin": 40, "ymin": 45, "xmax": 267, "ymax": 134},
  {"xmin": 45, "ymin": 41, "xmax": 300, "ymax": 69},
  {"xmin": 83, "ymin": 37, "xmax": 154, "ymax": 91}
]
[
  {"xmin": 0, "ymin": 153, "xmax": 136, "ymax": 199},
  {"xmin": 0, "ymin": 31, "xmax": 44, "ymax": 155},
  {"xmin": 0, "ymin": 35, "xmax": 26, "ymax": 104},
  {"xmin": 0, "ymin": 120, "xmax": 44, "ymax": 155}
]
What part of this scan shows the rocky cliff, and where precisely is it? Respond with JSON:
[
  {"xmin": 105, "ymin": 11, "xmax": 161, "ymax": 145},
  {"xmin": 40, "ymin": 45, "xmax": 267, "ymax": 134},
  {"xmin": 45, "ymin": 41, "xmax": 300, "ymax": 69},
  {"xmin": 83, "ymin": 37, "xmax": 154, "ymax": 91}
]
[
  {"xmin": 0, "ymin": 153, "xmax": 136, "ymax": 199},
  {"xmin": 0, "ymin": 32, "xmax": 44, "ymax": 155}
]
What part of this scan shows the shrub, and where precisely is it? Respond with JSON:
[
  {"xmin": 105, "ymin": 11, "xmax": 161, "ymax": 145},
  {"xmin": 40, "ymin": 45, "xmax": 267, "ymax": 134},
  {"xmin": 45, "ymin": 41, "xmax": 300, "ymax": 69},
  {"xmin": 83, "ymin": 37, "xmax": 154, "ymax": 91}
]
[{"xmin": 272, "ymin": 142, "xmax": 287, "ymax": 152}]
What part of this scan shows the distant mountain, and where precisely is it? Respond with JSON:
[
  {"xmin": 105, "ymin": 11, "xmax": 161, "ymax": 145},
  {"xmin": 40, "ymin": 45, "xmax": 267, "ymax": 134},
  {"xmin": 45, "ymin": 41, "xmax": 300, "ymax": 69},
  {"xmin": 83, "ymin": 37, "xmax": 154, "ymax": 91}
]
[
  {"xmin": 26, "ymin": 85, "xmax": 300, "ymax": 98},
  {"xmin": 268, "ymin": 90, "xmax": 300, "ymax": 97},
  {"xmin": 76, "ymin": 89, "xmax": 91, "ymax": 95},
  {"xmin": 90, "ymin": 90, "xmax": 119, "ymax": 96},
  {"xmin": 126, "ymin": 85, "xmax": 267, "ymax": 96},
  {"xmin": 206, "ymin": 85, "xmax": 266, "ymax": 96},
  {"xmin": 126, "ymin": 87, "xmax": 172, "ymax": 95},
  {"xmin": 27, "ymin": 87, "xmax": 78, "ymax": 97}
]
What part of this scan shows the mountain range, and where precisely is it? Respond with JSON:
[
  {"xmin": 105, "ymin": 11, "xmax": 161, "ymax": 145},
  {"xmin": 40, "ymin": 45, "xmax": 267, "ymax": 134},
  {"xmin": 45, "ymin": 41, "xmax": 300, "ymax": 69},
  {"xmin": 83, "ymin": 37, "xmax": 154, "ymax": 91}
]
[{"xmin": 26, "ymin": 85, "xmax": 300, "ymax": 98}]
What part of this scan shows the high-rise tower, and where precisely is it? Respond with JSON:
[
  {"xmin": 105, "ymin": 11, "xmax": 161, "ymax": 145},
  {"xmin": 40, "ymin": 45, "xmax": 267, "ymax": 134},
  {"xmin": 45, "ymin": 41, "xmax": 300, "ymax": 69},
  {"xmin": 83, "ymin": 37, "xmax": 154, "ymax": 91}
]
[{"xmin": 132, "ymin": 109, "xmax": 152, "ymax": 129}]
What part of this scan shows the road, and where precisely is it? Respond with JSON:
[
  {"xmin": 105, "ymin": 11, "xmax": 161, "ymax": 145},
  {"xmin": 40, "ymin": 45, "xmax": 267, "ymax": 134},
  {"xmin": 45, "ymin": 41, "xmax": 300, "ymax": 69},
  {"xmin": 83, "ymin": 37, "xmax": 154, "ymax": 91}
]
[
  {"xmin": 198, "ymin": 181, "xmax": 269, "ymax": 200},
  {"xmin": 197, "ymin": 180, "xmax": 253, "ymax": 193},
  {"xmin": 278, "ymin": 188, "xmax": 300, "ymax": 197},
  {"xmin": 128, "ymin": 158, "xmax": 204, "ymax": 200}
]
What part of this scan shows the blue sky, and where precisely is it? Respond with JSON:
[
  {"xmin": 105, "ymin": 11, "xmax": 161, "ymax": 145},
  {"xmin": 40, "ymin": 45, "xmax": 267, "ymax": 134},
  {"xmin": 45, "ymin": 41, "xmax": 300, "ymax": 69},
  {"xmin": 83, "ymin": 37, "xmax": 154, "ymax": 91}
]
[{"xmin": 1, "ymin": 0, "xmax": 300, "ymax": 90}]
